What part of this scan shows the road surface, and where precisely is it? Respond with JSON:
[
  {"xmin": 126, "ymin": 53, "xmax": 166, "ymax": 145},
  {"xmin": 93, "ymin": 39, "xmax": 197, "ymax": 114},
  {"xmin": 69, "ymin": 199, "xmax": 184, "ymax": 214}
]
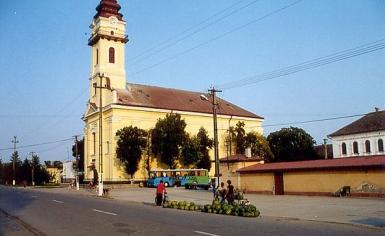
[{"xmin": 0, "ymin": 186, "xmax": 384, "ymax": 236}]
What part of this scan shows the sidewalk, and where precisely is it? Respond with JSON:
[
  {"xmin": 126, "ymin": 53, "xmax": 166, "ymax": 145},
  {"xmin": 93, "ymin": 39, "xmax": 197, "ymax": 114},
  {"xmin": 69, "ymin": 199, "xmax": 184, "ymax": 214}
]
[
  {"xmin": 109, "ymin": 187, "xmax": 385, "ymax": 228},
  {"xmin": 33, "ymin": 186, "xmax": 385, "ymax": 229}
]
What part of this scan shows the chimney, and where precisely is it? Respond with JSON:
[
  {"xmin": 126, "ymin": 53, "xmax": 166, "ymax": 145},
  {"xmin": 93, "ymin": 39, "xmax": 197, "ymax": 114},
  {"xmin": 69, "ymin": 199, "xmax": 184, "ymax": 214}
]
[{"xmin": 245, "ymin": 147, "xmax": 251, "ymax": 158}]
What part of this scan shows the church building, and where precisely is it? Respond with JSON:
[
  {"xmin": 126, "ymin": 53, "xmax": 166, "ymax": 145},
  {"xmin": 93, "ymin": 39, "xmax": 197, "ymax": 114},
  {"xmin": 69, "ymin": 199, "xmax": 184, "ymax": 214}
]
[{"xmin": 83, "ymin": 0, "xmax": 264, "ymax": 183}]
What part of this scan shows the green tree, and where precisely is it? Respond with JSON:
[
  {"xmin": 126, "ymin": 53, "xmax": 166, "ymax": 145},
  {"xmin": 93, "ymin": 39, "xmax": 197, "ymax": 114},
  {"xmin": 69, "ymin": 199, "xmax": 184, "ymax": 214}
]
[
  {"xmin": 116, "ymin": 126, "xmax": 148, "ymax": 178},
  {"xmin": 181, "ymin": 135, "xmax": 200, "ymax": 167},
  {"xmin": 31, "ymin": 154, "xmax": 50, "ymax": 185},
  {"xmin": 151, "ymin": 113, "xmax": 187, "ymax": 168},
  {"xmin": 0, "ymin": 158, "xmax": 3, "ymax": 184},
  {"xmin": 229, "ymin": 121, "xmax": 246, "ymax": 154},
  {"xmin": 72, "ymin": 138, "xmax": 84, "ymax": 173},
  {"xmin": 245, "ymin": 132, "xmax": 274, "ymax": 162},
  {"xmin": 267, "ymin": 127, "xmax": 317, "ymax": 162},
  {"xmin": 181, "ymin": 127, "xmax": 213, "ymax": 170},
  {"xmin": 196, "ymin": 127, "xmax": 213, "ymax": 170}
]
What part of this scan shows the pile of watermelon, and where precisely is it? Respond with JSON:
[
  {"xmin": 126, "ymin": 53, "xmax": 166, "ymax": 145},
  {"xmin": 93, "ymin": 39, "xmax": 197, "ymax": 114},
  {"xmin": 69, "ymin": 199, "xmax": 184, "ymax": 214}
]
[
  {"xmin": 163, "ymin": 200, "xmax": 202, "ymax": 211},
  {"xmin": 162, "ymin": 198, "xmax": 260, "ymax": 217}
]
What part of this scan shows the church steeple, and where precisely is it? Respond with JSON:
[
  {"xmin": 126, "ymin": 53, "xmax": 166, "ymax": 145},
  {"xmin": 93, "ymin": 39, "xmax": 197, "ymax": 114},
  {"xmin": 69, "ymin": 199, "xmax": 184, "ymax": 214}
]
[
  {"xmin": 88, "ymin": 0, "xmax": 128, "ymax": 100},
  {"xmin": 94, "ymin": 0, "xmax": 124, "ymax": 21}
]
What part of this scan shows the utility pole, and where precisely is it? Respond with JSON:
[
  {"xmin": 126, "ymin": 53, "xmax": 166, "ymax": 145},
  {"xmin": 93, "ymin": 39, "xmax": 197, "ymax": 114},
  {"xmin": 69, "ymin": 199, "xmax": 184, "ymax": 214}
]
[
  {"xmin": 74, "ymin": 135, "xmax": 80, "ymax": 190},
  {"xmin": 11, "ymin": 136, "xmax": 19, "ymax": 186},
  {"xmin": 93, "ymin": 73, "xmax": 109, "ymax": 196},
  {"xmin": 209, "ymin": 87, "xmax": 222, "ymax": 188},
  {"xmin": 323, "ymin": 138, "xmax": 328, "ymax": 160},
  {"xmin": 30, "ymin": 152, "xmax": 36, "ymax": 186}
]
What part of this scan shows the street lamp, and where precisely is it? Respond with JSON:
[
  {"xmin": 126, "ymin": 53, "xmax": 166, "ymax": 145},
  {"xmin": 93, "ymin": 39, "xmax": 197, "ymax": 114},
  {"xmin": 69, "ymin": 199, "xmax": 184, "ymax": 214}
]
[{"xmin": 201, "ymin": 88, "xmax": 222, "ymax": 188}]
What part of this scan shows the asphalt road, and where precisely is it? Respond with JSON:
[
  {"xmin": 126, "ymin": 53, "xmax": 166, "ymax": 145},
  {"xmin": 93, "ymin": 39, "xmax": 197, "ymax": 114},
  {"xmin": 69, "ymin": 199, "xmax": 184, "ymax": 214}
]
[{"xmin": 1, "ymin": 186, "xmax": 384, "ymax": 236}]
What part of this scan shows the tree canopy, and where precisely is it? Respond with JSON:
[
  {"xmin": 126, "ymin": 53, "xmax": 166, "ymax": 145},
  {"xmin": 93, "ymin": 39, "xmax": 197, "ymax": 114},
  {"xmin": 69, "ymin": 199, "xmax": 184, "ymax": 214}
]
[
  {"xmin": 245, "ymin": 131, "xmax": 274, "ymax": 162},
  {"xmin": 267, "ymin": 127, "xmax": 317, "ymax": 162},
  {"xmin": 0, "ymin": 152, "xmax": 50, "ymax": 185},
  {"xmin": 151, "ymin": 113, "xmax": 187, "ymax": 168},
  {"xmin": 116, "ymin": 126, "xmax": 148, "ymax": 178},
  {"xmin": 181, "ymin": 127, "xmax": 213, "ymax": 170},
  {"xmin": 72, "ymin": 138, "xmax": 84, "ymax": 173}
]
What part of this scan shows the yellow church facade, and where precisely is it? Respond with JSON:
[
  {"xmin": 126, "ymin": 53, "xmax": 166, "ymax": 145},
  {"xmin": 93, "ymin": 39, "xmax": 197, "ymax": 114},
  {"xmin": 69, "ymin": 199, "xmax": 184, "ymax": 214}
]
[{"xmin": 83, "ymin": 0, "xmax": 264, "ymax": 183}]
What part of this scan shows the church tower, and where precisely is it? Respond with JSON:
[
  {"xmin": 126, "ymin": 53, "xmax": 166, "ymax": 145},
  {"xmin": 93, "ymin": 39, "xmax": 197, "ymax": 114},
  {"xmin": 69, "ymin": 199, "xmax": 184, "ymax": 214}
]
[{"xmin": 88, "ymin": 0, "xmax": 128, "ymax": 102}]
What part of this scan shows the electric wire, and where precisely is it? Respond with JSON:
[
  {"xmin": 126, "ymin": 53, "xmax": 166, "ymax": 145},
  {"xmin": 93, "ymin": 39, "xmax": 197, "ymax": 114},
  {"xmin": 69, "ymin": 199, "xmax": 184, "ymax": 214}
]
[
  {"xmin": 129, "ymin": 0, "xmax": 302, "ymax": 76},
  {"xmin": 218, "ymin": 39, "xmax": 385, "ymax": 90},
  {"xmin": 128, "ymin": 0, "xmax": 248, "ymax": 62},
  {"xmin": 0, "ymin": 137, "xmax": 75, "ymax": 151},
  {"xmin": 129, "ymin": 0, "xmax": 261, "ymax": 65}
]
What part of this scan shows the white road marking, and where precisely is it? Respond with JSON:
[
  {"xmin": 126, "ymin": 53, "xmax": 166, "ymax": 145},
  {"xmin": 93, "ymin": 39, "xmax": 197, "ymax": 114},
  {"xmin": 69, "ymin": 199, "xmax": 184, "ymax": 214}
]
[
  {"xmin": 52, "ymin": 200, "xmax": 64, "ymax": 204},
  {"xmin": 92, "ymin": 209, "xmax": 117, "ymax": 216},
  {"xmin": 194, "ymin": 231, "xmax": 222, "ymax": 236}
]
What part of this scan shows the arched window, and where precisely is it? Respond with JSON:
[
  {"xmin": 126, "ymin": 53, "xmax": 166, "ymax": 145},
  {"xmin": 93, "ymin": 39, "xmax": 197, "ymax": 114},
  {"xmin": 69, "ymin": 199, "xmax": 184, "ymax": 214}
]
[
  {"xmin": 353, "ymin": 141, "xmax": 359, "ymax": 154},
  {"xmin": 365, "ymin": 140, "xmax": 371, "ymax": 153},
  {"xmin": 341, "ymin": 142, "xmax": 347, "ymax": 155},
  {"xmin": 92, "ymin": 132, "xmax": 96, "ymax": 155},
  {"xmin": 109, "ymin": 47, "xmax": 115, "ymax": 63},
  {"xmin": 379, "ymin": 139, "xmax": 384, "ymax": 152},
  {"xmin": 96, "ymin": 49, "xmax": 99, "ymax": 65}
]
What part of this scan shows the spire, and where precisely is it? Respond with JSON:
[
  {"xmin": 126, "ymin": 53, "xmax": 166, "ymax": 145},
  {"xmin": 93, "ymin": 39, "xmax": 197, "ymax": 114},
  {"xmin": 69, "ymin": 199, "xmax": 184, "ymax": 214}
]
[{"xmin": 94, "ymin": 0, "xmax": 124, "ymax": 21}]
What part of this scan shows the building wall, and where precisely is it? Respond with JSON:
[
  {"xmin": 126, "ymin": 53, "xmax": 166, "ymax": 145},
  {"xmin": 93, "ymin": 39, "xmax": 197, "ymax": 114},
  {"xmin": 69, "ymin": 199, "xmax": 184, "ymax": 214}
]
[
  {"xmin": 46, "ymin": 167, "xmax": 61, "ymax": 184},
  {"xmin": 239, "ymin": 172, "xmax": 274, "ymax": 193},
  {"xmin": 239, "ymin": 169, "xmax": 385, "ymax": 195},
  {"xmin": 331, "ymin": 131, "xmax": 385, "ymax": 158},
  {"xmin": 84, "ymin": 105, "xmax": 263, "ymax": 182},
  {"xmin": 284, "ymin": 169, "xmax": 385, "ymax": 193},
  {"xmin": 220, "ymin": 161, "xmax": 262, "ymax": 189}
]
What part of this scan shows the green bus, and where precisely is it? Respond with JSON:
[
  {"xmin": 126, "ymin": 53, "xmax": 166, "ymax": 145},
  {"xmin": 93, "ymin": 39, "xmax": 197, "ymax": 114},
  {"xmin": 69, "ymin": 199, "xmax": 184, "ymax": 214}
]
[{"xmin": 147, "ymin": 168, "xmax": 211, "ymax": 190}]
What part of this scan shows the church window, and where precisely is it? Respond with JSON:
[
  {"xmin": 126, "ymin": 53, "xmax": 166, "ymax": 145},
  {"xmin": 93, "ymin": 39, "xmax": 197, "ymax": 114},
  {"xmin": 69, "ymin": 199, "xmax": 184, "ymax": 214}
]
[
  {"xmin": 106, "ymin": 141, "xmax": 110, "ymax": 154},
  {"xmin": 92, "ymin": 132, "xmax": 96, "ymax": 155},
  {"xmin": 109, "ymin": 47, "xmax": 115, "ymax": 63},
  {"xmin": 378, "ymin": 139, "xmax": 384, "ymax": 152},
  {"xmin": 353, "ymin": 141, "xmax": 359, "ymax": 154},
  {"xmin": 341, "ymin": 142, "xmax": 347, "ymax": 155},
  {"xmin": 365, "ymin": 140, "xmax": 371, "ymax": 153},
  {"xmin": 96, "ymin": 49, "xmax": 99, "ymax": 65}
]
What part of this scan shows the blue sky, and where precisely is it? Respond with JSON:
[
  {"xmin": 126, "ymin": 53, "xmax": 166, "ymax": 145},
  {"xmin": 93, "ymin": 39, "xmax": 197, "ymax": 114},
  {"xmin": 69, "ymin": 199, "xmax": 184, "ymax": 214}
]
[{"xmin": 0, "ymin": 0, "xmax": 384, "ymax": 162}]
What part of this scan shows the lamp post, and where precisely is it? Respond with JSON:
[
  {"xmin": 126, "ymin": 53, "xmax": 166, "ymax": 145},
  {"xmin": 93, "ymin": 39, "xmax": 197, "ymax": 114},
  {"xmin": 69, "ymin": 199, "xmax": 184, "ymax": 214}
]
[
  {"xmin": 201, "ymin": 87, "xmax": 222, "ymax": 187},
  {"xmin": 30, "ymin": 152, "xmax": 36, "ymax": 186},
  {"xmin": 93, "ymin": 73, "xmax": 109, "ymax": 196},
  {"xmin": 11, "ymin": 136, "xmax": 19, "ymax": 186}
]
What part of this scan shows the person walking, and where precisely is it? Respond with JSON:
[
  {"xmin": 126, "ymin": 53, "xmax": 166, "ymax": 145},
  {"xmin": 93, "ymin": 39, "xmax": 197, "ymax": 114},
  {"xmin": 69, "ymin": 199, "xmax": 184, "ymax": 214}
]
[
  {"xmin": 156, "ymin": 180, "xmax": 167, "ymax": 206},
  {"xmin": 218, "ymin": 182, "xmax": 227, "ymax": 204},
  {"xmin": 226, "ymin": 180, "xmax": 235, "ymax": 205}
]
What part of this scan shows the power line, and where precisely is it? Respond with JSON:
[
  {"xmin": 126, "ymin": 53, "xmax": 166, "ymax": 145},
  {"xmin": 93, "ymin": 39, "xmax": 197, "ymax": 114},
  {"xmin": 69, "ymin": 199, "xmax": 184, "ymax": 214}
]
[
  {"xmin": 128, "ymin": 0, "xmax": 248, "ymax": 62},
  {"xmin": 0, "ymin": 137, "xmax": 75, "ymax": 151},
  {"xmin": 218, "ymin": 38, "xmax": 385, "ymax": 90},
  {"xmin": 217, "ymin": 112, "xmax": 368, "ymax": 131},
  {"xmin": 129, "ymin": 0, "xmax": 261, "ymax": 65},
  {"xmin": 129, "ymin": 0, "xmax": 302, "ymax": 76},
  {"xmin": 261, "ymin": 113, "xmax": 367, "ymax": 128}
]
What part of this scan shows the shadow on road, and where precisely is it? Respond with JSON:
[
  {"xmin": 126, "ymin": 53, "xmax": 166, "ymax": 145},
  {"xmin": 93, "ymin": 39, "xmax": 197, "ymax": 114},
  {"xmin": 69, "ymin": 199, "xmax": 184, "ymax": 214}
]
[{"xmin": 0, "ymin": 185, "xmax": 41, "ymax": 235}]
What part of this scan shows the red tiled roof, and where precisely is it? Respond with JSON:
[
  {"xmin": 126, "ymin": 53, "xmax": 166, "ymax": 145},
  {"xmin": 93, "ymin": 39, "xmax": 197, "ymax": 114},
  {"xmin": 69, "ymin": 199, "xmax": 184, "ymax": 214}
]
[
  {"xmin": 219, "ymin": 154, "xmax": 263, "ymax": 163},
  {"xmin": 238, "ymin": 155, "xmax": 385, "ymax": 173},
  {"xmin": 94, "ymin": 0, "xmax": 124, "ymax": 21},
  {"xmin": 329, "ymin": 110, "xmax": 385, "ymax": 137},
  {"xmin": 115, "ymin": 83, "xmax": 263, "ymax": 119}
]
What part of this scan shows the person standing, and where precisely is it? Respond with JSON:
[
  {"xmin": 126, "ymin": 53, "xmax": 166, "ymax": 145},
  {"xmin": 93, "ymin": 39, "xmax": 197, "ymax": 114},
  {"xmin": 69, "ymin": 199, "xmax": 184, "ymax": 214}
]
[
  {"xmin": 218, "ymin": 182, "xmax": 227, "ymax": 204},
  {"xmin": 226, "ymin": 180, "xmax": 235, "ymax": 205},
  {"xmin": 156, "ymin": 180, "xmax": 167, "ymax": 206}
]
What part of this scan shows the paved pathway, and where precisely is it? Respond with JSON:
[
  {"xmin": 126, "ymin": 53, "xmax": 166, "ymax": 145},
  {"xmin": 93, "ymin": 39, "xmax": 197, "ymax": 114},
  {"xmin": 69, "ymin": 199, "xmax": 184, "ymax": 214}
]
[{"xmin": 32, "ymin": 186, "xmax": 385, "ymax": 229}]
